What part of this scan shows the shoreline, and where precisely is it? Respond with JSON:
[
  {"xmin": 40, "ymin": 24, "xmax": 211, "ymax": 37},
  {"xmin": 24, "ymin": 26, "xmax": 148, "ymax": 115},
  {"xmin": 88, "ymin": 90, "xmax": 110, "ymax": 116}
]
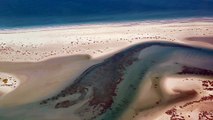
[
  {"xmin": 0, "ymin": 17, "xmax": 212, "ymax": 62},
  {"xmin": 0, "ymin": 17, "xmax": 213, "ymax": 33},
  {"xmin": 0, "ymin": 17, "xmax": 212, "ymax": 119}
]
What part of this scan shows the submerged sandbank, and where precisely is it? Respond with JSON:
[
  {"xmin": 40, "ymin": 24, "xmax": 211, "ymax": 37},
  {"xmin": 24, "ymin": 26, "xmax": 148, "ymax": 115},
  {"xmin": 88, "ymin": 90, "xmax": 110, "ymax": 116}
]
[
  {"xmin": 0, "ymin": 55, "xmax": 102, "ymax": 107},
  {"xmin": 0, "ymin": 18, "xmax": 212, "ymax": 120}
]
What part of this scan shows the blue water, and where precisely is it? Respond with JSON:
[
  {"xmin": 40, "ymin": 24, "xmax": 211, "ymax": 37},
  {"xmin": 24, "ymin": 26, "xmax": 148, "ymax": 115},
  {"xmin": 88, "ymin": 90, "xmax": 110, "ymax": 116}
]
[{"xmin": 0, "ymin": 0, "xmax": 213, "ymax": 28}]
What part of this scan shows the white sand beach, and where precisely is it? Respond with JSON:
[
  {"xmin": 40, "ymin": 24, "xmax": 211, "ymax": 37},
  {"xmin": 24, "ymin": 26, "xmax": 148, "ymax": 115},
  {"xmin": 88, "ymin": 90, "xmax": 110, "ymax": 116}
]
[{"xmin": 0, "ymin": 18, "xmax": 212, "ymax": 62}]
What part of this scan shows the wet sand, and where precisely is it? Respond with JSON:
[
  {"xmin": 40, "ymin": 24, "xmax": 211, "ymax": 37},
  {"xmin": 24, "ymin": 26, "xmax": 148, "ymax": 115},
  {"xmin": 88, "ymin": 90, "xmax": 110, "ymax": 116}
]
[
  {"xmin": 185, "ymin": 37, "xmax": 213, "ymax": 45},
  {"xmin": 0, "ymin": 55, "xmax": 101, "ymax": 107},
  {"xmin": 0, "ymin": 18, "xmax": 212, "ymax": 120}
]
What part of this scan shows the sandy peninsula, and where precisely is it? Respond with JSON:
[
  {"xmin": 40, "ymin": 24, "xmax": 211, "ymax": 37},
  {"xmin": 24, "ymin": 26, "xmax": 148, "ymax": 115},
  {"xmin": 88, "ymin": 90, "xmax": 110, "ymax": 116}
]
[{"xmin": 0, "ymin": 18, "xmax": 212, "ymax": 119}]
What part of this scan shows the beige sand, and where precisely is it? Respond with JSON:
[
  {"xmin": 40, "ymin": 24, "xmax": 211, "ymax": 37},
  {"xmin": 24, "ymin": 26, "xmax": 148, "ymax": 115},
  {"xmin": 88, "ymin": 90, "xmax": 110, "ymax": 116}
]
[
  {"xmin": 0, "ymin": 18, "xmax": 212, "ymax": 119},
  {"xmin": 0, "ymin": 18, "xmax": 212, "ymax": 62},
  {"xmin": 120, "ymin": 68, "xmax": 213, "ymax": 120},
  {"xmin": 131, "ymin": 76, "xmax": 213, "ymax": 120},
  {"xmin": 0, "ymin": 55, "xmax": 102, "ymax": 107}
]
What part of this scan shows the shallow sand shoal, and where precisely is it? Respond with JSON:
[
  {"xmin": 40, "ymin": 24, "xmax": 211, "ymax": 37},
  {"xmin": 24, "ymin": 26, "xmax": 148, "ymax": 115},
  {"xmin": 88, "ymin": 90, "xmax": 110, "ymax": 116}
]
[
  {"xmin": 120, "ymin": 74, "xmax": 213, "ymax": 120},
  {"xmin": 0, "ymin": 18, "xmax": 212, "ymax": 118},
  {"xmin": 0, "ymin": 55, "xmax": 102, "ymax": 107}
]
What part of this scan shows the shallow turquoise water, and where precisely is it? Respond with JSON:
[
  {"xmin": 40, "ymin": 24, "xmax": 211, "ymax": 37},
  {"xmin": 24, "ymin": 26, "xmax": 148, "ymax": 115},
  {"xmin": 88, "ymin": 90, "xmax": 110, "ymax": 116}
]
[
  {"xmin": 0, "ymin": 42, "xmax": 213, "ymax": 120},
  {"xmin": 0, "ymin": 42, "xmax": 212, "ymax": 120}
]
